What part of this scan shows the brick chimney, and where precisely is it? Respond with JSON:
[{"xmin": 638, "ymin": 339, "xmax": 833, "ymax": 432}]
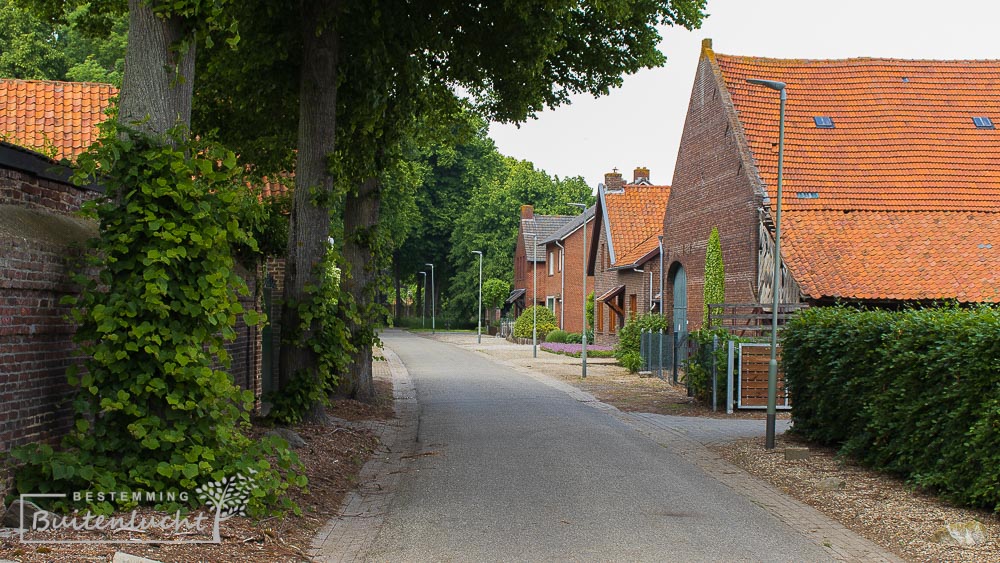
[
  {"xmin": 521, "ymin": 204, "xmax": 534, "ymax": 219},
  {"xmin": 604, "ymin": 169, "xmax": 624, "ymax": 193},
  {"xmin": 633, "ymin": 166, "xmax": 650, "ymax": 184}
]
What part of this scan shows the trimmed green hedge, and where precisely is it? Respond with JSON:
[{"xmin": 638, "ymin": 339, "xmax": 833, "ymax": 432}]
[
  {"xmin": 783, "ymin": 305, "xmax": 1000, "ymax": 511},
  {"xmin": 513, "ymin": 306, "xmax": 558, "ymax": 339}
]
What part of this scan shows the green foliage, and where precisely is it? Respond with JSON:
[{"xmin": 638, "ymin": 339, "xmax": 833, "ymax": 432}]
[
  {"xmin": 684, "ymin": 328, "xmax": 737, "ymax": 403},
  {"xmin": 703, "ymin": 227, "xmax": 724, "ymax": 325},
  {"xmin": 615, "ymin": 314, "xmax": 670, "ymax": 372},
  {"xmin": 11, "ymin": 122, "xmax": 301, "ymax": 515},
  {"xmin": 618, "ymin": 351, "xmax": 643, "ymax": 373},
  {"xmin": 586, "ymin": 291, "xmax": 595, "ymax": 330},
  {"xmin": 545, "ymin": 329, "xmax": 568, "ymax": 343},
  {"xmin": 482, "ymin": 278, "xmax": 510, "ymax": 312},
  {"xmin": 513, "ymin": 305, "xmax": 558, "ymax": 339},
  {"xmin": 783, "ymin": 305, "xmax": 1000, "ymax": 511}
]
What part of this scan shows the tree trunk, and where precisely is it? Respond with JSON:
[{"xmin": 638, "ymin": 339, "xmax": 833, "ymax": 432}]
[
  {"xmin": 119, "ymin": 0, "xmax": 195, "ymax": 137},
  {"xmin": 278, "ymin": 0, "xmax": 340, "ymax": 421},
  {"xmin": 337, "ymin": 176, "xmax": 380, "ymax": 401}
]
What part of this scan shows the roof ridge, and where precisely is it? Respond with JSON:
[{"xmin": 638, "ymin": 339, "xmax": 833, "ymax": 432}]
[
  {"xmin": 714, "ymin": 52, "xmax": 1000, "ymax": 65},
  {"xmin": 0, "ymin": 78, "xmax": 117, "ymax": 88}
]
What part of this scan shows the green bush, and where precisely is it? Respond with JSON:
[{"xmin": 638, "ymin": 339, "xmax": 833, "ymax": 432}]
[
  {"xmin": 513, "ymin": 306, "xmax": 558, "ymax": 339},
  {"xmin": 618, "ymin": 351, "xmax": 643, "ymax": 372},
  {"xmin": 615, "ymin": 314, "xmax": 670, "ymax": 372},
  {"xmin": 783, "ymin": 305, "xmax": 1000, "ymax": 511},
  {"xmin": 684, "ymin": 328, "xmax": 738, "ymax": 403},
  {"xmin": 546, "ymin": 329, "xmax": 568, "ymax": 343},
  {"xmin": 564, "ymin": 332, "xmax": 582, "ymax": 343}
]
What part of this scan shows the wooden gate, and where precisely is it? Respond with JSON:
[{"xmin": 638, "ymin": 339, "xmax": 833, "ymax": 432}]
[{"xmin": 738, "ymin": 343, "xmax": 791, "ymax": 409}]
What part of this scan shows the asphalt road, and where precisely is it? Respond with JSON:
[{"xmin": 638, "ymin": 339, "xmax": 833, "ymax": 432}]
[{"xmin": 367, "ymin": 331, "xmax": 831, "ymax": 562}]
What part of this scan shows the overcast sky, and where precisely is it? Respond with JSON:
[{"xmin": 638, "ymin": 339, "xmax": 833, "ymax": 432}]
[{"xmin": 488, "ymin": 0, "xmax": 1000, "ymax": 189}]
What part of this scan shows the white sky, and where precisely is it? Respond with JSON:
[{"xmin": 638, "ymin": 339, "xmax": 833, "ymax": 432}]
[{"xmin": 488, "ymin": 0, "xmax": 1000, "ymax": 189}]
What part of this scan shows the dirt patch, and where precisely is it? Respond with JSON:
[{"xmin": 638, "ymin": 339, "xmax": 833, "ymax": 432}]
[
  {"xmin": 0, "ymin": 368, "xmax": 393, "ymax": 563},
  {"xmin": 713, "ymin": 434, "xmax": 1000, "ymax": 562}
]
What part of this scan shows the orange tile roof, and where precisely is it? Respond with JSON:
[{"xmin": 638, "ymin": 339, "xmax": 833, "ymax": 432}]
[
  {"xmin": 715, "ymin": 54, "xmax": 1000, "ymax": 213},
  {"xmin": 604, "ymin": 183, "xmax": 670, "ymax": 267},
  {"xmin": 781, "ymin": 211, "xmax": 1000, "ymax": 303},
  {"xmin": 711, "ymin": 49, "xmax": 1000, "ymax": 302},
  {"xmin": 0, "ymin": 79, "xmax": 116, "ymax": 161}
]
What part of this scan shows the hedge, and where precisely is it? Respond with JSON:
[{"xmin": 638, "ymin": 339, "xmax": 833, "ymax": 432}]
[
  {"xmin": 783, "ymin": 305, "xmax": 1000, "ymax": 511},
  {"xmin": 615, "ymin": 314, "xmax": 670, "ymax": 372},
  {"xmin": 513, "ymin": 306, "xmax": 558, "ymax": 339}
]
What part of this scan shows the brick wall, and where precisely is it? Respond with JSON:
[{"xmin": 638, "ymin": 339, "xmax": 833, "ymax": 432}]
[
  {"xmin": 0, "ymin": 161, "xmax": 100, "ymax": 453},
  {"xmin": 663, "ymin": 52, "xmax": 763, "ymax": 333},
  {"xmin": 541, "ymin": 216, "xmax": 595, "ymax": 334}
]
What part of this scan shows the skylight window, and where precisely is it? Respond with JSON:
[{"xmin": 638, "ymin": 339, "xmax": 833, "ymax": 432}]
[
  {"xmin": 973, "ymin": 116, "xmax": 995, "ymax": 129},
  {"xmin": 796, "ymin": 192, "xmax": 819, "ymax": 199},
  {"xmin": 813, "ymin": 116, "xmax": 834, "ymax": 129}
]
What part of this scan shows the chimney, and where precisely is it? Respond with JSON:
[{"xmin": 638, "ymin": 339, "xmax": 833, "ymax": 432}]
[
  {"xmin": 633, "ymin": 166, "xmax": 650, "ymax": 184},
  {"xmin": 604, "ymin": 168, "xmax": 624, "ymax": 193},
  {"xmin": 521, "ymin": 204, "xmax": 534, "ymax": 219}
]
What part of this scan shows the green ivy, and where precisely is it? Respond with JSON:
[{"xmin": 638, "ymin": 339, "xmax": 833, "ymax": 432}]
[
  {"xmin": 11, "ymin": 121, "xmax": 302, "ymax": 515},
  {"xmin": 703, "ymin": 227, "xmax": 724, "ymax": 325}
]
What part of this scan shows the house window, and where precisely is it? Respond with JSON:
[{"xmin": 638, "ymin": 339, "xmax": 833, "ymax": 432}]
[
  {"xmin": 597, "ymin": 302, "xmax": 604, "ymax": 332},
  {"xmin": 548, "ymin": 252, "xmax": 554, "ymax": 276},
  {"xmin": 546, "ymin": 296, "xmax": 556, "ymax": 314},
  {"xmin": 629, "ymin": 294, "xmax": 637, "ymax": 319}
]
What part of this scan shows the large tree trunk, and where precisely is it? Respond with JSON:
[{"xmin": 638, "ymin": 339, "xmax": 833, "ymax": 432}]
[
  {"xmin": 337, "ymin": 177, "xmax": 380, "ymax": 401},
  {"xmin": 278, "ymin": 0, "xmax": 340, "ymax": 422},
  {"xmin": 119, "ymin": 0, "xmax": 195, "ymax": 136}
]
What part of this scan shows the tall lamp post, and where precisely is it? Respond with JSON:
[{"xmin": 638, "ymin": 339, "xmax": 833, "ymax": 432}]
[
  {"xmin": 419, "ymin": 271, "xmax": 427, "ymax": 328},
  {"xmin": 425, "ymin": 263, "xmax": 435, "ymax": 334},
  {"xmin": 532, "ymin": 232, "xmax": 538, "ymax": 358},
  {"xmin": 472, "ymin": 250, "xmax": 483, "ymax": 343},
  {"xmin": 747, "ymin": 78, "xmax": 787, "ymax": 450},
  {"xmin": 568, "ymin": 203, "xmax": 588, "ymax": 378}
]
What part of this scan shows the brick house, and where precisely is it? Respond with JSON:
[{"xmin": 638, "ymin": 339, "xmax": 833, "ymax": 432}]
[
  {"xmin": 508, "ymin": 204, "xmax": 574, "ymax": 317},
  {"xmin": 538, "ymin": 205, "xmax": 595, "ymax": 333},
  {"xmin": 663, "ymin": 39, "xmax": 1000, "ymax": 337},
  {"xmin": 0, "ymin": 79, "xmax": 275, "ymax": 451},
  {"xmin": 586, "ymin": 167, "xmax": 669, "ymax": 345}
]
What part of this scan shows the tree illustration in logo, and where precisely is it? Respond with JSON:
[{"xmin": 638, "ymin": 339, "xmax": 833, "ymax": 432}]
[{"xmin": 195, "ymin": 469, "xmax": 258, "ymax": 542}]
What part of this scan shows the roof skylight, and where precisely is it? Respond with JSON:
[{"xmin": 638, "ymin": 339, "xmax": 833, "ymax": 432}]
[
  {"xmin": 973, "ymin": 116, "xmax": 995, "ymax": 129},
  {"xmin": 813, "ymin": 116, "xmax": 834, "ymax": 129}
]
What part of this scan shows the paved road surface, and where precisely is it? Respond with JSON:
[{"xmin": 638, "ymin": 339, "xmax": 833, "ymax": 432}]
[{"xmin": 366, "ymin": 331, "xmax": 832, "ymax": 562}]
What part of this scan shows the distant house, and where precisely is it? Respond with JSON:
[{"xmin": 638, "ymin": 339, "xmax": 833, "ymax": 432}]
[
  {"xmin": 663, "ymin": 39, "xmax": 1000, "ymax": 336},
  {"xmin": 587, "ymin": 167, "xmax": 669, "ymax": 345},
  {"xmin": 509, "ymin": 205, "xmax": 575, "ymax": 318},
  {"xmin": 539, "ymin": 205, "xmax": 595, "ymax": 333}
]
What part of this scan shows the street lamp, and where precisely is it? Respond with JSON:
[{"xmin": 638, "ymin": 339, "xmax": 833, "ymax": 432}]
[
  {"xmin": 747, "ymin": 77, "xmax": 787, "ymax": 450},
  {"xmin": 532, "ymin": 231, "xmax": 538, "ymax": 358},
  {"xmin": 419, "ymin": 271, "xmax": 427, "ymax": 328},
  {"xmin": 472, "ymin": 250, "xmax": 483, "ymax": 343},
  {"xmin": 569, "ymin": 202, "xmax": 588, "ymax": 378},
  {"xmin": 425, "ymin": 263, "xmax": 435, "ymax": 334}
]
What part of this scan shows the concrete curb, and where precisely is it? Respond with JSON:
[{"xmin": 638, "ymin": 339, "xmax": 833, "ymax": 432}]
[{"xmin": 308, "ymin": 346, "xmax": 418, "ymax": 562}]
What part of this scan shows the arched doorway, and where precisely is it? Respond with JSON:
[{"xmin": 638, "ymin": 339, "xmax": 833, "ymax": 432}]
[{"xmin": 669, "ymin": 262, "xmax": 687, "ymax": 335}]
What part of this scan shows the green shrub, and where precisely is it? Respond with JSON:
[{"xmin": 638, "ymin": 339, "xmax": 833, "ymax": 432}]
[
  {"xmin": 615, "ymin": 314, "xmax": 670, "ymax": 372},
  {"xmin": 513, "ymin": 306, "xmax": 558, "ymax": 339},
  {"xmin": 546, "ymin": 329, "xmax": 568, "ymax": 343},
  {"xmin": 783, "ymin": 305, "xmax": 1000, "ymax": 511},
  {"xmin": 684, "ymin": 328, "xmax": 739, "ymax": 403},
  {"xmin": 703, "ymin": 226, "xmax": 725, "ymax": 324},
  {"xmin": 564, "ymin": 332, "xmax": 582, "ymax": 343},
  {"xmin": 618, "ymin": 351, "xmax": 643, "ymax": 372}
]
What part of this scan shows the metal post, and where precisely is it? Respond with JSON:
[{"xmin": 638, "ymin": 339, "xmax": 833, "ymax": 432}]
[
  {"xmin": 425, "ymin": 263, "xmax": 435, "ymax": 333},
  {"xmin": 747, "ymin": 77, "xmax": 787, "ymax": 449},
  {"xmin": 672, "ymin": 331, "xmax": 679, "ymax": 384},
  {"xmin": 569, "ymin": 202, "xmax": 588, "ymax": 378},
  {"xmin": 472, "ymin": 251, "xmax": 483, "ymax": 344},
  {"xmin": 419, "ymin": 271, "xmax": 426, "ymax": 328},
  {"xmin": 658, "ymin": 329, "xmax": 664, "ymax": 380},
  {"xmin": 727, "ymin": 339, "xmax": 735, "ymax": 415},
  {"xmin": 712, "ymin": 334, "xmax": 719, "ymax": 412},
  {"xmin": 532, "ymin": 232, "xmax": 538, "ymax": 357}
]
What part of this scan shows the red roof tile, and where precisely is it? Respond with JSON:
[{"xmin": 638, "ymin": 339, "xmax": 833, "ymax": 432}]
[
  {"xmin": 604, "ymin": 183, "xmax": 670, "ymax": 267},
  {"xmin": 0, "ymin": 79, "xmax": 116, "ymax": 161},
  {"xmin": 711, "ymin": 50, "xmax": 1000, "ymax": 302},
  {"xmin": 781, "ymin": 211, "xmax": 1000, "ymax": 302}
]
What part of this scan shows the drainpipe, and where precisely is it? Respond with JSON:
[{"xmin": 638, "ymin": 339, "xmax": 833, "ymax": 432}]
[
  {"xmin": 555, "ymin": 240, "xmax": 566, "ymax": 329},
  {"xmin": 633, "ymin": 267, "xmax": 644, "ymax": 318}
]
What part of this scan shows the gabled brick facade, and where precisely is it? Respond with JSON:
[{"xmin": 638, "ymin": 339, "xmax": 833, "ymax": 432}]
[
  {"xmin": 511, "ymin": 205, "xmax": 574, "ymax": 317},
  {"xmin": 540, "ymin": 207, "xmax": 595, "ymax": 333}
]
